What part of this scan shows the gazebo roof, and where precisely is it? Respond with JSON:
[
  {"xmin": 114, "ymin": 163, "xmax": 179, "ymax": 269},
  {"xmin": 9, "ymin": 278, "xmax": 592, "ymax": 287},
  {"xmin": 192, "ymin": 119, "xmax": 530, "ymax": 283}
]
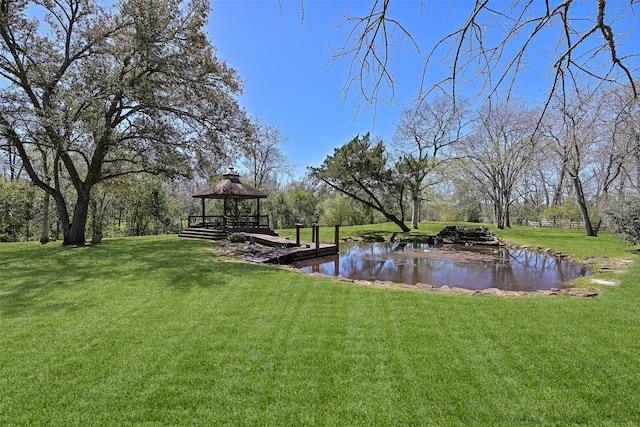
[{"xmin": 192, "ymin": 169, "xmax": 267, "ymax": 200}]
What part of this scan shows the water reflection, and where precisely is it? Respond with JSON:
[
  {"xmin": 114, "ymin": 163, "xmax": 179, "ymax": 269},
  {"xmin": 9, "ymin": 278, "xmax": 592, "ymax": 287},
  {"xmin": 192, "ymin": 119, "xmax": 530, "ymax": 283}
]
[{"xmin": 293, "ymin": 242, "xmax": 591, "ymax": 291}]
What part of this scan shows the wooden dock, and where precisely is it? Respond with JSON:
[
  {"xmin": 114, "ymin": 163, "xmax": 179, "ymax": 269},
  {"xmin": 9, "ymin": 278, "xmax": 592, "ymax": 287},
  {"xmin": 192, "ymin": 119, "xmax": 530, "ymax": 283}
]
[
  {"xmin": 180, "ymin": 225, "xmax": 341, "ymax": 264},
  {"xmin": 242, "ymin": 232, "xmax": 338, "ymax": 264},
  {"xmin": 242, "ymin": 233, "xmax": 298, "ymax": 248}
]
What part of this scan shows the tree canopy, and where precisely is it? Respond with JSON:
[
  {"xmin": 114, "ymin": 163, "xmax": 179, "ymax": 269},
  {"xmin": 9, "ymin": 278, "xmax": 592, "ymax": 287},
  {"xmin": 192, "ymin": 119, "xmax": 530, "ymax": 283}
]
[
  {"xmin": 0, "ymin": 0, "xmax": 248, "ymax": 245},
  {"xmin": 310, "ymin": 133, "xmax": 410, "ymax": 232}
]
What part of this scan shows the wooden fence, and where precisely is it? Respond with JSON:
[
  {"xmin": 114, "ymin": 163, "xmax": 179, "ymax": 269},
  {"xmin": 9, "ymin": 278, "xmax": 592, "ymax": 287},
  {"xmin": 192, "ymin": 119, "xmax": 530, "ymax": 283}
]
[{"xmin": 524, "ymin": 218, "xmax": 585, "ymax": 229}]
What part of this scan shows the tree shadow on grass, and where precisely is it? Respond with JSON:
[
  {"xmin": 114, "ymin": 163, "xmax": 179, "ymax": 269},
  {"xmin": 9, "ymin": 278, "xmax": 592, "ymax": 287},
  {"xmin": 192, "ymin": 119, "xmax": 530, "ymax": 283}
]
[
  {"xmin": 93, "ymin": 238, "xmax": 279, "ymax": 291},
  {"xmin": 0, "ymin": 236, "xmax": 290, "ymax": 317},
  {"xmin": 0, "ymin": 275, "xmax": 89, "ymax": 319}
]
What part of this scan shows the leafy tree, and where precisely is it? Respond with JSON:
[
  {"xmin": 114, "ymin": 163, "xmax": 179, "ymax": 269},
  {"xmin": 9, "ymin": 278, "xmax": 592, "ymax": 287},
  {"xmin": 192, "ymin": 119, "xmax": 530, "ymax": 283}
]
[
  {"xmin": 310, "ymin": 133, "xmax": 410, "ymax": 232},
  {"xmin": 450, "ymin": 175, "xmax": 485, "ymax": 223},
  {"xmin": 0, "ymin": 177, "xmax": 39, "ymax": 241},
  {"xmin": 602, "ymin": 194, "xmax": 640, "ymax": 245},
  {"xmin": 541, "ymin": 202, "xmax": 584, "ymax": 223},
  {"xmin": 0, "ymin": 0, "xmax": 248, "ymax": 245},
  {"xmin": 118, "ymin": 176, "xmax": 178, "ymax": 236},
  {"xmin": 318, "ymin": 194, "xmax": 371, "ymax": 226},
  {"xmin": 266, "ymin": 179, "xmax": 319, "ymax": 229},
  {"xmin": 104, "ymin": 174, "xmax": 184, "ymax": 236}
]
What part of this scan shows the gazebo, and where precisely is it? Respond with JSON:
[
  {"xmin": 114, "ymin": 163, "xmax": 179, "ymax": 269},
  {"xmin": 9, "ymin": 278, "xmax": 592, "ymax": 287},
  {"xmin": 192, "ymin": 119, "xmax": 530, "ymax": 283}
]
[{"xmin": 188, "ymin": 168, "xmax": 273, "ymax": 234}]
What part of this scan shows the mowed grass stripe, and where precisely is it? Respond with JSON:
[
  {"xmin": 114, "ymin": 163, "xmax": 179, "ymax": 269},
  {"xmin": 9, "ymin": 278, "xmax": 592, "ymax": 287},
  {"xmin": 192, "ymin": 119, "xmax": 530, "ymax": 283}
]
[{"xmin": 2, "ymin": 233, "xmax": 640, "ymax": 425}]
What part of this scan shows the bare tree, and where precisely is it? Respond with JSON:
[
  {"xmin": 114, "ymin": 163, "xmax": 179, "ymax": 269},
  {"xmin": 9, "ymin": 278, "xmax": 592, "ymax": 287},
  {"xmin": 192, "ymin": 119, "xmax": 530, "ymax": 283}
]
[
  {"xmin": 393, "ymin": 95, "xmax": 468, "ymax": 229},
  {"xmin": 241, "ymin": 118, "xmax": 294, "ymax": 190},
  {"xmin": 332, "ymin": 1, "xmax": 638, "ymax": 114},
  {"xmin": 331, "ymin": 0, "xmax": 420, "ymax": 109},
  {"xmin": 545, "ymin": 92, "xmax": 604, "ymax": 236},
  {"xmin": 603, "ymin": 82, "xmax": 640, "ymax": 192},
  {"xmin": 462, "ymin": 100, "xmax": 540, "ymax": 229}
]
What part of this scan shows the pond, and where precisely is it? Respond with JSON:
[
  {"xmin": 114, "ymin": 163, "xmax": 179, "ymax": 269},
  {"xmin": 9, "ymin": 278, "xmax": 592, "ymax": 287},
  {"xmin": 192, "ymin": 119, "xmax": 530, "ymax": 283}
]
[{"xmin": 292, "ymin": 242, "xmax": 591, "ymax": 292}]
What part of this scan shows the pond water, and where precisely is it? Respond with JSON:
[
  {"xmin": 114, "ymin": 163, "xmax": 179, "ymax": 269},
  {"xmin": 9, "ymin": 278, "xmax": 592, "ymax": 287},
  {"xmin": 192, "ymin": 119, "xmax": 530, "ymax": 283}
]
[{"xmin": 292, "ymin": 242, "xmax": 591, "ymax": 292}]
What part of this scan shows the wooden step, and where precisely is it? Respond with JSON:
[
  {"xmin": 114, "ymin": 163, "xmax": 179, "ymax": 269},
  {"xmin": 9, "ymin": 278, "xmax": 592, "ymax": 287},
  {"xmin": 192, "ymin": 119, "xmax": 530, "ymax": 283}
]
[{"xmin": 178, "ymin": 228, "xmax": 228, "ymax": 241}]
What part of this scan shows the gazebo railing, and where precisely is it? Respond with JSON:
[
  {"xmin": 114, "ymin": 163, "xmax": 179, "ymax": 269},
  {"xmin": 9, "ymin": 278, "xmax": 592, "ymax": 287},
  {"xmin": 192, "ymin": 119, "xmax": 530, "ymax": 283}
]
[
  {"xmin": 188, "ymin": 215, "xmax": 269, "ymax": 230},
  {"xmin": 188, "ymin": 215, "xmax": 223, "ymax": 228}
]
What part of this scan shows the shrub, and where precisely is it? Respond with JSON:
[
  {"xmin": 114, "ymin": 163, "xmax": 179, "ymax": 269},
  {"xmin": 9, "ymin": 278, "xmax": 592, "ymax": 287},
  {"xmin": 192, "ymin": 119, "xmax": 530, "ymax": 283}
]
[
  {"xmin": 542, "ymin": 202, "xmax": 583, "ymax": 222},
  {"xmin": 228, "ymin": 233, "xmax": 246, "ymax": 243},
  {"xmin": 601, "ymin": 195, "xmax": 640, "ymax": 244}
]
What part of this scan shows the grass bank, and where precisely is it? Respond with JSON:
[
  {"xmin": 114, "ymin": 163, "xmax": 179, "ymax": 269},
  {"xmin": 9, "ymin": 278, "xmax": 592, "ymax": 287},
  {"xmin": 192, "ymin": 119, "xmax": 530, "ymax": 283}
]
[{"xmin": 1, "ymin": 229, "xmax": 640, "ymax": 425}]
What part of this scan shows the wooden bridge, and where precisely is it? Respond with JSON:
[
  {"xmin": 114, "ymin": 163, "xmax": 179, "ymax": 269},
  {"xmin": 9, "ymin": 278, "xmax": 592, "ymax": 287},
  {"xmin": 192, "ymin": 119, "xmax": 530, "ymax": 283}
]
[
  {"xmin": 180, "ymin": 224, "xmax": 340, "ymax": 264},
  {"xmin": 241, "ymin": 231, "xmax": 338, "ymax": 264}
]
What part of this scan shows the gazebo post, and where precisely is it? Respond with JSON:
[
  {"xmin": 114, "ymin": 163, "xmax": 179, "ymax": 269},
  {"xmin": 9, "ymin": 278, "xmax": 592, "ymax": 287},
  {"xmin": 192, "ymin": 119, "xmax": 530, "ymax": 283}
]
[
  {"xmin": 234, "ymin": 199, "xmax": 239, "ymax": 229},
  {"xmin": 223, "ymin": 199, "xmax": 228, "ymax": 231},
  {"xmin": 257, "ymin": 198, "xmax": 261, "ymax": 228},
  {"xmin": 201, "ymin": 198, "xmax": 205, "ymax": 228}
]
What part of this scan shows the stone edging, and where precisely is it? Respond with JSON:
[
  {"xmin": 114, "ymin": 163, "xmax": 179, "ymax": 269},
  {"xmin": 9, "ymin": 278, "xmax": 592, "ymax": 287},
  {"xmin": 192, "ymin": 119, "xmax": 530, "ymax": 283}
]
[{"xmin": 276, "ymin": 265, "xmax": 603, "ymax": 298}]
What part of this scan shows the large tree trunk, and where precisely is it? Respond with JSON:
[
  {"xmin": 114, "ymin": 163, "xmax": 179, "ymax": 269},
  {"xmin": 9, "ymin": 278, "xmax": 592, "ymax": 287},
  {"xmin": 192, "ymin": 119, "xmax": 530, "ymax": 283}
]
[
  {"xmin": 40, "ymin": 190, "xmax": 51, "ymax": 244},
  {"xmin": 38, "ymin": 149, "xmax": 52, "ymax": 244},
  {"xmin": 389, "ymin": 214, "xmax": 411, "ymax": 232},
  {"xmin": 411, "ymin": 190, "xmax": 420, "ymax": 230},
  {"xmin": 635, "ymin": 148, "xmax": 640, "ymax": 190},
  {"xmin": 492, "ymin": 187, "xmax": 507, "ymax": 229},
  {"xmin": 503, "ymin": 190, "xmax": 511, "ymax": 228},
  {"xmin": 494, "ymin": 203, "xmax": 510, "ymax": 229},
  {"xmin": 572, "ymin": 173, "xmax": 598, "ymax": 237},
  {"xmin": 495, "ymin": 204, "xmax": 505, "ymax": 229},
  {"xmin": 64, "ymin": 192, "xmax": 90, "ymax": 245},
  {"xmin": 552, "ymin": 161, "xmax": 568, "ymax": 206}
]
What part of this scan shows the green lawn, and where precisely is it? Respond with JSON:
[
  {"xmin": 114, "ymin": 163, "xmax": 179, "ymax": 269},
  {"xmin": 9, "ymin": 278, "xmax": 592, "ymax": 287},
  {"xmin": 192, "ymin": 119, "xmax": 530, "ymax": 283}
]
[{"xmin": 2, "ymin": 227, "xmax": 640, "ymax": 425}]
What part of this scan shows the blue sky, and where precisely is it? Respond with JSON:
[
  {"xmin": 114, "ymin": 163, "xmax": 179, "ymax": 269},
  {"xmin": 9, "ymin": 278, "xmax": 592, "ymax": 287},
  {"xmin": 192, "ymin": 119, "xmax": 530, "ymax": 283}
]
[
  {"xmin": 208, "ymin": 1, "xmax": 639, "ymax": 178},
  {"xmin": 209, "ymin": 0, "xmax": 404, "ymax": 177}
]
